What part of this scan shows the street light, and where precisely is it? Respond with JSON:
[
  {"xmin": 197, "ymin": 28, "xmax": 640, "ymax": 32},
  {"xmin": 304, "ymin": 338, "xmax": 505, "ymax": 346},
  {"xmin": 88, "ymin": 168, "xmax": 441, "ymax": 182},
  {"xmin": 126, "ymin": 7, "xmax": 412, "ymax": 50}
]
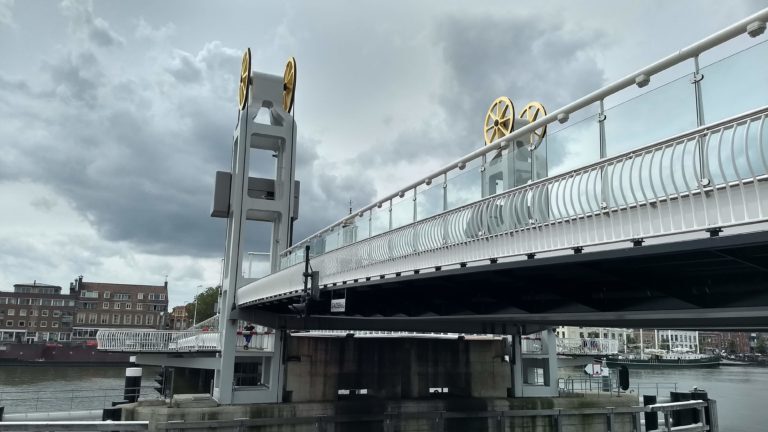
[{"xmin": 193, "ymin": 284, "xmax": 202, "ymax": 326}]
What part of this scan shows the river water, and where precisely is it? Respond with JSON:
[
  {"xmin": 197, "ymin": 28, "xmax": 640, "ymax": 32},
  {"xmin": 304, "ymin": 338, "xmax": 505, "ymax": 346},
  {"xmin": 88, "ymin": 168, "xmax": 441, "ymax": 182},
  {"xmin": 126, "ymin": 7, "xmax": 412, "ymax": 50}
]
[{"xmin": 1, "ymin": 365, "xmax": 766, "ymax": 430}]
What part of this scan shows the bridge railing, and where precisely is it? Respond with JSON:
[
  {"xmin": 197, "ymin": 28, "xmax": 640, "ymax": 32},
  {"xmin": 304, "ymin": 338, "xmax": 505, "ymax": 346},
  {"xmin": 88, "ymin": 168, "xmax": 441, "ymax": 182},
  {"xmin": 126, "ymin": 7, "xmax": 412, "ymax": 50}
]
[
  {"xmin": 557, "ymin": 338, "xmax": 619, "ymax": 355},
  {"xmin": 243, "ymin": 106, "xmax": 768, "ymax": 301},
  {"xmin": 96, "ymin": 329, "xmax": 275, "ymax": 353},
  {"xmin": 277, "ymin": 9, "xmax": 768, "ymax": 271}
]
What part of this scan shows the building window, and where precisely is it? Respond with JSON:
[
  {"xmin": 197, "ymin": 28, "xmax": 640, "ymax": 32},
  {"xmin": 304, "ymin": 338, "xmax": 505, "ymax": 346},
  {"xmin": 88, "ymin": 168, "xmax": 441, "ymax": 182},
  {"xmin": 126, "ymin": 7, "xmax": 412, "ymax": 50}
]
[
  {"xmin": 76, "ymin": 313, "xmax": 85, "ymax": 324},
  {"xmin": 135, "ymin": 315, "xmax": 143, "ymax": 325},
  {"xmin": 7, "ymin": 309, "xmax": 14, "ymax": 316},
  {"xmin": 112, "ymin": 314, "xmax": 120, "ymax": 324},
  {"xmin": 114, "ymin": 294, "xmax": 130, "ymax": 300},
  {"xmin": 100, "ymin": 314, "xmax": 109, "ymax": 324},
  {"xmin": 159, "ymin": 294, "xmax": 166, "ymax": 300},
  {"xmin": 137, "ymin": 293, "xmax": 144, "ymax": 300},
  {"xmin": 103, "ymin": 302, "xmax": 109, "ymax": 309},
  {"xmin": 126, "ymin": 303, "xmax": 132, "ymax": 310},
  {"xmin": 52, "ymin": 322, "xmax": 59, "ymax": 328},
  {"xmin": 29, "ymin": 321, "xmax": 36, "ymax": 327},
  {"xmin": 123, "ymin": 315, "xmax": 132, "ymax": 325},
  {"xmin": 18, "ymin": 321, "xmax": 25, "ymax": 327},
  {"xmin": 31, "ymin": 310, "xmax": 38, "ymax": 316},
  {"xmin": 114, "ymin": 303, "xmax": 121, "ymax": 310},
  {"xmin": 53, "ymin": 310, "xmax": 61, "ymax": 317},
  {"xmin": 103, "ymin": 291, "xmax": 110, "ymax": 299},
  {"xmin": 136, "ymin": 304, "xmax": 143, "ymax": 310},
  {"xmin": 5, "ymin": 320, "xmax": 11, "ymax": 327},
  {"xmin": 146, "ymin": 315, "xmax": 154, "ymax": 325},
  {"xmin": 80, "ymin": 291, "xmax": 99, "ymax": 298},
  {"xmin": 41, "ymin": 310, "xmax": 49, "ymax": 317},
  {"xmin": 40, "ymin": 321, "xmax": 47, "ymax": 327},
  {"xmin": 88, "ymin": 314, "xmax": 98, "ymax": 324},
  {"xmin": 20, "ymin": 309, "xmax": 26, "ymax": 317}
]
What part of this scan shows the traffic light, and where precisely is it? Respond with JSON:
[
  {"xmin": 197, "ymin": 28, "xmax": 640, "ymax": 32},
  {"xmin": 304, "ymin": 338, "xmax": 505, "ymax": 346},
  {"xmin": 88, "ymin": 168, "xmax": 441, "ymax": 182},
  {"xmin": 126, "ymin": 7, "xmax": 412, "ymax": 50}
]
[{"xmin": 154, "ymin": 367, "xmax": 169, "ymax": 396}]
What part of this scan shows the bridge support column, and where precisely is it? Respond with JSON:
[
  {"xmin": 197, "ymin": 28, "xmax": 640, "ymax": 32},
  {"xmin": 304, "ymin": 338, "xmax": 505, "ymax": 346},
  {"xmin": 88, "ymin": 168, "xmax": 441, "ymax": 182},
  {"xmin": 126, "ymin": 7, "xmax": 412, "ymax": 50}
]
[{"xmin": 512, "ymin": 329, "xmax": 558, "ymax": 398}]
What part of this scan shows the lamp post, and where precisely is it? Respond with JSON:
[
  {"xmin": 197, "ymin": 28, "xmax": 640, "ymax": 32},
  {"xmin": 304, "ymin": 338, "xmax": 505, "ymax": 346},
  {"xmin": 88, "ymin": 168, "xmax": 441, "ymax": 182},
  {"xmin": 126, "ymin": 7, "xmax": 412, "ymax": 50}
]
[{"xmin": 193, "ymin": 284, "xmax": 202, "ymax": 326}]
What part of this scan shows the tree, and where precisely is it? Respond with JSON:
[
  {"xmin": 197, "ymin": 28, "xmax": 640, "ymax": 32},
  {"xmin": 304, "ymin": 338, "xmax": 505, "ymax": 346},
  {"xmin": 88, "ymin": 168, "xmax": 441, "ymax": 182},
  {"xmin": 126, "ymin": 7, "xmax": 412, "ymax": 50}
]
[
  {"xmin": 186, "ymin": 286, "xmax": 220, "ymax": 325},
  {"xmin": 757, "ymin": 337, "xmax": 767, "ymax": 355}
]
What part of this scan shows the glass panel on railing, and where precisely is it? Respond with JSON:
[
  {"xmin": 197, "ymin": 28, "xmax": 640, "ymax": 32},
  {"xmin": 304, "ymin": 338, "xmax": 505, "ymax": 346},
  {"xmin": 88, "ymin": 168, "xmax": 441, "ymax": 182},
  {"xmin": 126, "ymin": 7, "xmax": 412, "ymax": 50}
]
[
  {"xmin": 544, "ymin": 110, "xmax": 600, "ymax": 177},
  {"xmin": 323, "ymin": 229, "xmax": 341, "ymax": 252},
  {"xmin": 346, "ymin": 213, "xmax": 369, "ymax": 243},
  {"xmin": 446, "ymin": 157, "xmax": 482, "ymax": 210},
  {"xmin": 370, "ymin": 204, "xmax": 390, "ymax": 236},
  {"xmin": 700, "ymin": 40, "xmax": 768, "ymax": 124},
  {"xmin": 604, "ymin": 72, "xmax": 697, "ymax": 157},
  {"xmin": 391, "ymin": 193, "xmax": 414, "ymax": 229},
  {"xmin": 416, "ymin": 176, "xmax": 445, "ymax": 220}
]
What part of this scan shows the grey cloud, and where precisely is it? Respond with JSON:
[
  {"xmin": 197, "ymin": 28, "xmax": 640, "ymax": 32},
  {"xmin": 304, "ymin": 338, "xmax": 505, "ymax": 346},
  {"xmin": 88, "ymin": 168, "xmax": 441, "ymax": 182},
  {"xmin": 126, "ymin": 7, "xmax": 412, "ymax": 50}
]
[
  {"xmin": 0, "ymin": 0, "xmax": 13, "ymax": 27},
  {"xmin": 134, "ymin": 17, "xmax": 175, "ymax": 41},
  {"xmin": 30, "ymin": 196, "xmax": 58, "ymax": 212},
  {"xmin": 60, "ymin": 0, "xmax": 124, "ymax": 47},
  {"xmin": 46, "ymin": 50, "xmax": 104, "ymax": 105},
  {"xmin": 165, "ymin": 50, "xmax": 204, "ymax": 83},
  {"xmin": 378, "ymin": 13, "xmax": 607, "ymax": 165}
]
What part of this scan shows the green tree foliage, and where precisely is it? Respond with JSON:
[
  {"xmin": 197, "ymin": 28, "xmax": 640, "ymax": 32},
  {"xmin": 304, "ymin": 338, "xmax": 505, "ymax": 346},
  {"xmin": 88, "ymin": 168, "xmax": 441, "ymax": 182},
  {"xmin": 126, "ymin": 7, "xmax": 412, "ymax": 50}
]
[
  {"xmin": 757, "ymin": 337, "xmax": 767, "ymax": 355},
  {"xmin": 186, "ymin": 286, "xmax": 220, "ymax": 324}
]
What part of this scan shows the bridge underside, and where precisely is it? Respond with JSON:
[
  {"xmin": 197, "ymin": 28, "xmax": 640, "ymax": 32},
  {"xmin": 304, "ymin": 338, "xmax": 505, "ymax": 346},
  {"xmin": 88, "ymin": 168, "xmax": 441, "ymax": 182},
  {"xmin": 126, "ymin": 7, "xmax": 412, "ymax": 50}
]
[{"xmin": 237, "ymin": 229, "xmax": 768, "ymax": 333}]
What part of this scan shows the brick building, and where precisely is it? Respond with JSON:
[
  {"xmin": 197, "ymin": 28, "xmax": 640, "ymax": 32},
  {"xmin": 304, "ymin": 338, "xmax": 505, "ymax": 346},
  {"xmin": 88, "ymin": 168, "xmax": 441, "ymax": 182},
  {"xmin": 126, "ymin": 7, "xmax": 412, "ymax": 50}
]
[
  {"xmin": 0, "ymin": 282, "xmax": 76, "ymax": 343},
  {"xmin": 0, "ymin": 276, "xmax": 169, "ymax": 344},
  {"xmin": 169, "ymin": 305, "xmax": 191, "ymax": 330},
  {"xmin": 70, "ymin": 276, "xmax": 169, "ymax": 339}
]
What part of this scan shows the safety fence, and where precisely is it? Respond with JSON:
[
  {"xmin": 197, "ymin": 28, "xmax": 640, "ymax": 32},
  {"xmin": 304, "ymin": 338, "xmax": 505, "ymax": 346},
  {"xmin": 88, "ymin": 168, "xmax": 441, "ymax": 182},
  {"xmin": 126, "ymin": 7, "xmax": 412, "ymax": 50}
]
[{"xmin": 95, "ymin": 329, "xmax": 274, "ymax": 353}]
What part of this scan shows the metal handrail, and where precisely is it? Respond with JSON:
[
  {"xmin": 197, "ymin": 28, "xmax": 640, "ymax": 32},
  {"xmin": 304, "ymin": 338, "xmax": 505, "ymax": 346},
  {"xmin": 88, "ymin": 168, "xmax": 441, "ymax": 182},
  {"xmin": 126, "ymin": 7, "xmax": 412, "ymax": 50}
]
[
  {"xmin": 0, "ymin": 421, "xmax": 149, "ymax": 431},
  {"xmin": 279, "ymin": 8, "xmax": 768, "ymax": 258},
  {"xmin": 95, "ymin": 329, "xmax": 275, "ymax": 352}
]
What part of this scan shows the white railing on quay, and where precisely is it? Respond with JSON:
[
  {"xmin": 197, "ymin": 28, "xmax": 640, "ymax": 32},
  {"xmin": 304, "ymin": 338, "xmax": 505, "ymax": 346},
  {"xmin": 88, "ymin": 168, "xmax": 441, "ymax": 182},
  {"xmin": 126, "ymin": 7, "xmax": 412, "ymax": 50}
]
[
  {"xmin": 96, "ymin": 330, "xmax": 220, "ymax": 352},
  {"xmin": 96, "ymin": 328, "xmax": 275, "ymax": 353},
  {"xmin": 241, "ymin": 107, "xmax": 768, "ymax": 303},
  {"xmin": 557, "ymin": 337, "xmax": 620, "ymax": 355}
]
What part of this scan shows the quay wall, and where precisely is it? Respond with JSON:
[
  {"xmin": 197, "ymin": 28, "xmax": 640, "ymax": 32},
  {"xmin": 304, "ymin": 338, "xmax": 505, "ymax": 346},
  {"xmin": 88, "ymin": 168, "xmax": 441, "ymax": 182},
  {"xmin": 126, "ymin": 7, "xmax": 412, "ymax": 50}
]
[
  {"xmin": 121, "ymin": 396, "xmax": 638, "ymax": 431},
  {"xmin": 284, "ymin": 336, "xmax": 511, "ymax": 401}
]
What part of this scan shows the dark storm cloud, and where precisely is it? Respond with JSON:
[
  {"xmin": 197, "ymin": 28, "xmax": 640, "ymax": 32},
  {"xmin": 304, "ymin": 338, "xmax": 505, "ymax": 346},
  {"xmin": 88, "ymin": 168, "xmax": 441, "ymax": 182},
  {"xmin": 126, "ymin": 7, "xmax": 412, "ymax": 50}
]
[
  {"xmin": 0, "ymin": 1, "xmax": 379, "ymax": 258},
  {"xmin": 378, "ymin": 13, "xmax": 608, "ymax": 164}
]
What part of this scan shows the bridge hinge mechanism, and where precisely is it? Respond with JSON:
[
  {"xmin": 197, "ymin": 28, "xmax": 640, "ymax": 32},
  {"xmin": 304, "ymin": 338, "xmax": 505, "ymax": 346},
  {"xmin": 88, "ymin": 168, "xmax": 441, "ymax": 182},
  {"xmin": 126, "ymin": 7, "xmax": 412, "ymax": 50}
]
[{"xmin": 706, "ymin": 227, "xmax": 723, "ymax": 238}]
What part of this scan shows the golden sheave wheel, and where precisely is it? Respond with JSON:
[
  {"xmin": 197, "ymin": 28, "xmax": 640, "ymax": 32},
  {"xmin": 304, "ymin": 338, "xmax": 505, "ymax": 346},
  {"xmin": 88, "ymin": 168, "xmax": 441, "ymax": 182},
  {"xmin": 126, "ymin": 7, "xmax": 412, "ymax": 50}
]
[
  {"xmin": 519, "ymin": 101, "xmax": 547, "ymax": 148},
  {"xmin": 238, "ymin": 48, "xmax": 251, "ymax": 111},
  {"xmin": 484, "ymin": 96, "xmax": 515, "ymax": 145},
  {"xmin": 283, "ymin": 57, "xmax": 297, "ymax": 113}
]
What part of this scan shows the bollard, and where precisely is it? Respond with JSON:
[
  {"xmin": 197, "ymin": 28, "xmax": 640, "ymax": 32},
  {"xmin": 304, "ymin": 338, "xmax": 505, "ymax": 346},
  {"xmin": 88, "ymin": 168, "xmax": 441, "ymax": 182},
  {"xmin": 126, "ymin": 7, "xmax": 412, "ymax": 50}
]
[
  {"xmin": 0, "ymin": 405, "xmax": 4, "ymax": 422},
  {"xmin": 124, "ymin": 367, "xmax": 142, "ymax": 403},
  {"xmin": 643, "ymin": 395, "xmax": 658, "ymax": 431},
  {"xmin": 102, "ymin": 406, "xmax": 122, "ymax": 421},
  {"xmin": 690, "ymin": 389, "xmax": 710, "ymax": 426},
  {"xmin": 670, "ymin": 391, "xmax": 694, "ymax": 426}
]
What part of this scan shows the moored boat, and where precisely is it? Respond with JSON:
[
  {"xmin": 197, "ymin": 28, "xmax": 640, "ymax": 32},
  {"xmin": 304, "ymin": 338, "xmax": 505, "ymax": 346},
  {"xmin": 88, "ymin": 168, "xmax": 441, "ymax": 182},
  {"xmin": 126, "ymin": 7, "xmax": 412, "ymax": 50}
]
[{"xmin": 601, "ymin": 349, "xmax": 720, "ymax": 369}]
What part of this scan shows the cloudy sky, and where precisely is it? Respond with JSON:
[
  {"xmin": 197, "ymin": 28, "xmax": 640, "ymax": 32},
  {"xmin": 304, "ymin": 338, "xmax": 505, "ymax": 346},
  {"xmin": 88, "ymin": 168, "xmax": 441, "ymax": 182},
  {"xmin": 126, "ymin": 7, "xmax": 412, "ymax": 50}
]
[{"xmin": 0, "ymin": 0, "xmax": 763, "ymax": 306}]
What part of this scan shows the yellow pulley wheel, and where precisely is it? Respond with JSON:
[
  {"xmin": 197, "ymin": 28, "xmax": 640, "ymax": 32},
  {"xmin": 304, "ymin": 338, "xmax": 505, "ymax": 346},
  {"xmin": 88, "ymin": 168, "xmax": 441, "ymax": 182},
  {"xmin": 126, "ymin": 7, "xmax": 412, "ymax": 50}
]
[
  {"xmin": 483, "ymin": 96, "xmax": 515, "ymax": 146},
  {"xmin": 519, "ymin": 101, "xmax": 547, "ymax": 147},
  {"xmin": 283, "ymin": 56, "xmax": 297, "ymax": 113},
  {"xmin": 238, "ymin": 48, "xmax": 251, "ymax": 111}
]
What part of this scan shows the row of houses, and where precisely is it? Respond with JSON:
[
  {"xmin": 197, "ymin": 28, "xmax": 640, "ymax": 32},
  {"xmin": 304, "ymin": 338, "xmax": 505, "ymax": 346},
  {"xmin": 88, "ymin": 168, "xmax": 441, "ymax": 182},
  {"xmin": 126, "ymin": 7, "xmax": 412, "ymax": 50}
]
[{"xmin": 0, "ymin": 276, "xmax": 169, "ymax": 344}]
